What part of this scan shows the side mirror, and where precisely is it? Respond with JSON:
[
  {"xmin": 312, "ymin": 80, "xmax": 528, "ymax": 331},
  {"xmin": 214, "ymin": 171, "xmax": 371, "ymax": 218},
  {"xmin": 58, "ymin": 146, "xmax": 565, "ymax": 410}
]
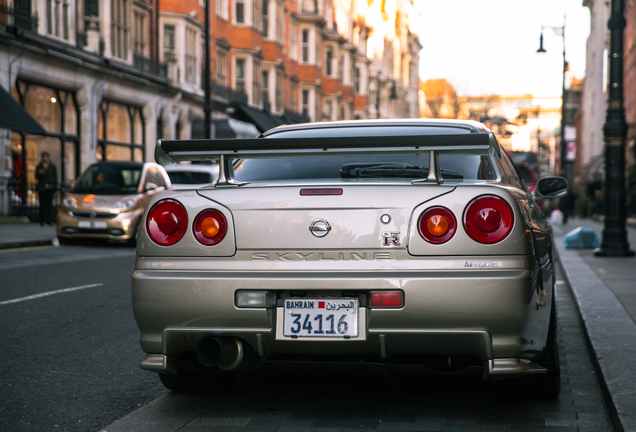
[
  {"xmin": 534, "ymin": 176, "xmax": 568, "ymax": 199},
  {"xmin": 145, "ymin": 182, "xmax": 158, "ymax": 192}
]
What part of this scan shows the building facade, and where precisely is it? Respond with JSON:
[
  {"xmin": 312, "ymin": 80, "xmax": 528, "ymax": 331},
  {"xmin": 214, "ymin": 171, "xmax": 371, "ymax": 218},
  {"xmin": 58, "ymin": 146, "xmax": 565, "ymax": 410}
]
[{"xmin": 0, "ymin": 0, "xmax": 421, "ymax": 216}]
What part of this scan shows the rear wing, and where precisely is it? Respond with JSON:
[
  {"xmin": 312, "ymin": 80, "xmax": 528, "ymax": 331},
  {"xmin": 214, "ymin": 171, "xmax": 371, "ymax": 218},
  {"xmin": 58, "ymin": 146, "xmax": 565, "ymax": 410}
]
[{"xmin": 155, "ymin": 132, "xmax": 501, "ymax": 187}]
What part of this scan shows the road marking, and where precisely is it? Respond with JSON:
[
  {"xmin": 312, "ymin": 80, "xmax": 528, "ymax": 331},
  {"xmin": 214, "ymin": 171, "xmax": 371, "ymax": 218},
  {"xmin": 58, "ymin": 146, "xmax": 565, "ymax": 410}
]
[{"xmin": 0, "ymin": 283, "xmax": 104, "ymax": 306}]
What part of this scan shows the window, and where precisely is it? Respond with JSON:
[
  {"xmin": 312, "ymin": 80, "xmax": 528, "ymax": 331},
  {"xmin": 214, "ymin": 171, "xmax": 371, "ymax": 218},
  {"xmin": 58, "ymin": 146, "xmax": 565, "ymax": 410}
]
[
  {"xmin": 338, "ymin": 55, "xmax": 344, "ymax": 80},
  {"xmin": 325, "ymin": 46, "xmax": 333, "ymax": 76},
  {"xmin": 186, "ymin": 28, "xmax": 197, "ymax": 83},
  {"xmin": 276, "ymin": 1, "xmax": 284, "ymax": 42},
  {"xmin": 253, "ymin": 0, "xmax": 262, "ymax": 30},
  {"xmin": 134, "ymin": 11, "xmax": 147, "ymax": 55},
  {"xmin": 262, "ymin": 70, "xmax": 269, "ymax": 104},
  {"xmin": 236, "ymin": 1, "xmax": 244, "ymax": 24},
  {"xmin": 236, "ymin": 58, "xmax": 246, "ymax": 94},
  {"xmin": 324, "ymin": 100, "xmax": 332, "ymax": 120},
  {"xmin": 47, "ymin": 0, "xmax": 70, "ymax": 39},
  {"xmin": 302, "ymin": 89, "xmax": 309, "ymax": 117},
  {"xmin": 262, "ymin": 0, "xmax": 269, "ymax": 36},
  {"xmin": 302, "ymin": 29, "xmax": 309, "ymax": 62},
  {"xmin": 354, "ymin": 66, "xmax": 360, "ymax": 94},
  {"xmin": 290, "ymin": 80, "xmax": 298, "ymax": 110},
  {"xmin": 253, "ymin": 61, "xmax": 262, "ymax": 105},
  {"xmin": 276, "ymin": 71, "xmax": 284, "ymax": 112},
  {"xmin": 164, "ymin": 25, "xmax": 175, "ymax": 50},
  {"xmin": 216, "ymin": 0, "xmax": 228, "ymax": 19},
  {"xmin": 290, "ymin": 19, "xmax": 298, "ymax": 60},
  {"xmin": 111, "ymin": 0, "xmax": 130, "ymax": 59},
  {"xmin": 216, "ymin": 47, "xmax": 228, "ymax": 86}
]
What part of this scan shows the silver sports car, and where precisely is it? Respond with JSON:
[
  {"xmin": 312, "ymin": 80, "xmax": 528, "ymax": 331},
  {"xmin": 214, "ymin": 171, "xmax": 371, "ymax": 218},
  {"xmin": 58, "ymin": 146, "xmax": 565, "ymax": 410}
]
[{"xmin": 132, "ymin": 119, "xmax": 568, "ymax": 398}]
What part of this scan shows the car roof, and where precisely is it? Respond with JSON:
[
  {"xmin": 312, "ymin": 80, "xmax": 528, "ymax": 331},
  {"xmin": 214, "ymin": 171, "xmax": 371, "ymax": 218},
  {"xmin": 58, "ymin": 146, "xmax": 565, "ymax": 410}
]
[{"xmin": 263, "ymin": 119, "xmax": 490, "ymax": 137}]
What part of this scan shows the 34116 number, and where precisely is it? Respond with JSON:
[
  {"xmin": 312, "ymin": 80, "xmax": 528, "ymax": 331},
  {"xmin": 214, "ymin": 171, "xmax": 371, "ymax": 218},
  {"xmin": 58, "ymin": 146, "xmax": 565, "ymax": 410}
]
[{"xmin": 289, "ymin": 313, "xmax": 349, "ymax": 335}]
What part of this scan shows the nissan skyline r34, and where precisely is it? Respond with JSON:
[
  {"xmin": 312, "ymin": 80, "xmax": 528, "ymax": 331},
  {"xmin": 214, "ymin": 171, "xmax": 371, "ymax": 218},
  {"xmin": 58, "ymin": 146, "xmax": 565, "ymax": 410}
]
[{"xmin": 132, "ymin": 119, "xmax": 568, "ymax": 398}]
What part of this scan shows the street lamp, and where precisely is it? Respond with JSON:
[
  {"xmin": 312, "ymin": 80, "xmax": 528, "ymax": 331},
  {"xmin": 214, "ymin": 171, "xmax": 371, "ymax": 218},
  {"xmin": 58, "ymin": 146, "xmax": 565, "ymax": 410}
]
[
  {"xmin": 594, "ymin": 0, "xmax": 634, "ymax": 256},
  {"xmin": 204, "ymin": 0, "xmax": 212, "ymax": 139},
  {"xmin": 537, "ymin": 18, "xmax": 570, "ymax": 220}
]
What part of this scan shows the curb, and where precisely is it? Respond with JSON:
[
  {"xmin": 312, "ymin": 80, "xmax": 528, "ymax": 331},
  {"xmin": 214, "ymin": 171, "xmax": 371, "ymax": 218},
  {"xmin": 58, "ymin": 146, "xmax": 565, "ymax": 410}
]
[{"xmin": 0, "ymin": 238, "xmax": 58, "ymax": 250}]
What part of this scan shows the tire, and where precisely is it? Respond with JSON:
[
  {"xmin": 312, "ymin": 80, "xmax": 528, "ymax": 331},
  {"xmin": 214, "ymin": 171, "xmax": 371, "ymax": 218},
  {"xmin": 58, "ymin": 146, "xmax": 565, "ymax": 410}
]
[
  {"xmin": 495, "ymin": 291, "xmax": 561, "ymax": 399},
  {"xmin": 57, "ymin": 235, "xmax": 76, "ymax": 246},
  {"xmin": 159, "ymin": 372, "xmax": 236, "ymax": 393}
]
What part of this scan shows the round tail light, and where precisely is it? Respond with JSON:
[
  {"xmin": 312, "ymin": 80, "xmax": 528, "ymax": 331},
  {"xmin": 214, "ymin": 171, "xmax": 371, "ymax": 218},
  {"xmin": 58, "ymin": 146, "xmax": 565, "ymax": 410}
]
[
  {"xmin": 193, "ymin": 209, "xmax": 228, "ymax": 245},
  {"xmin": 463, "ymin": 195, "xmax": 514, "ymax": 244},
  {"xmin": 418, "ymin": 206, "xmax": 457, "ymax": 244},
  {"xmin": 146, "ymin": 199, "xmax": 188, "ymax": 246}
]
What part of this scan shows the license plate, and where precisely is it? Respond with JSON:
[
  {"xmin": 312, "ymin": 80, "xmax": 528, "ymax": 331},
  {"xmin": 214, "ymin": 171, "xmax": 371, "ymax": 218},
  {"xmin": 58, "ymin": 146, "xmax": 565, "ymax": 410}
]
[
  {"xmin": 78, "ymin": 221, "xmax": 108, "ymax": 229},
  {"xmin": 283, "ymin": 298, "xmax": 359, "ymax": 338}
]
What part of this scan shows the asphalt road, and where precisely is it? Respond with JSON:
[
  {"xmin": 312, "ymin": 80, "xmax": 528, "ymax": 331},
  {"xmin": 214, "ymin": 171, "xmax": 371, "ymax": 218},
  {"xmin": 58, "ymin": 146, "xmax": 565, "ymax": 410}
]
[
  {"xmin": 0, "ymin": 243, "xmax": 167, "ymax": 432},
  {"xmin": 0, "ymin": 243, "xmax": 617, "ymax": 432}
]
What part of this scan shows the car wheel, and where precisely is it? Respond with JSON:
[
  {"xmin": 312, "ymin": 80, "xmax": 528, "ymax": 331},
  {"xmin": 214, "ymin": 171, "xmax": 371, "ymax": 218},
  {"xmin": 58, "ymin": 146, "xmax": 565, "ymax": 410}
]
[
  {"xmin": 57, "ymin": 235, "xmax": 76, "ymax": 246},
  {"xmin": 159, "ymin": 372, "xmax": 236, "ymax": 393},
  {"xmin": 495, "ymin": 291, "xmax": 561, "ymax": 399}
]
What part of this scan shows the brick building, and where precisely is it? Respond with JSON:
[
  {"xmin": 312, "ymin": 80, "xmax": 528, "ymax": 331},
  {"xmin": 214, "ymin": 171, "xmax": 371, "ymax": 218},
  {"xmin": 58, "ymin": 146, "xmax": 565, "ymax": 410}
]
[{"xmin": 0, "ymin": 0, "xmax": 421, "ymax": 216}]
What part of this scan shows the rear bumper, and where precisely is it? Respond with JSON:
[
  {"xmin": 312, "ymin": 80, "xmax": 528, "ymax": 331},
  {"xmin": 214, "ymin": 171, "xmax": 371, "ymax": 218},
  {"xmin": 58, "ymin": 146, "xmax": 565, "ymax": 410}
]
[{"xmin": 132, "ymin": 254, "xmax": 551, "ymax": 377}]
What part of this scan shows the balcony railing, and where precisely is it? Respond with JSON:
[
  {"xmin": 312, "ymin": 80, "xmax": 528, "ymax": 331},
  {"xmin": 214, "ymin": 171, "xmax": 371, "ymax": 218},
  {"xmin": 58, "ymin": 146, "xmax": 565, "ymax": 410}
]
[
  {"xmin": 0, "ymin": 4, "xmax": 39, "ymax": 32},
  {"xmin": 202, "ymin": 76, "xmax": 248, "ymax": 104},
  {"xmin": 133, "ymin": 53, "xmax": 168, "ymax": 78}
]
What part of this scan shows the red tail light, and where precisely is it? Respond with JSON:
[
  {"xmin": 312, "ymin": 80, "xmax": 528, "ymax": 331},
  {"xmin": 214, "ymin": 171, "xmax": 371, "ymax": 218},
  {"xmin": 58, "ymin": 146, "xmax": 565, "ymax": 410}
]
[
  {"xmin": 146, "ymin": 199, "xmax": 188, "ymax": 246},
  {"xmin": 463, "ymin": 195, "xmax": 514, "ymax": 244},
  {"xmin": 193, "ymin": 209, "xmax": 228, "ymax": 246},
  {"xmin": 418, "ymin": 206, "xmax": 457, "ymax": 244},
  {"xmin": 367, "ymin": 291, "xmax": 403, "ymax": 308}
]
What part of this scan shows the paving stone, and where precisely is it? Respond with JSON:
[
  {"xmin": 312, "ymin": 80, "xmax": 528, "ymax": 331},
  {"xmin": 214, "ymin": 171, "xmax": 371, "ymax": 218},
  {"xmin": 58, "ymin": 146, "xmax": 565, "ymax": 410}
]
[{"xmin": 313, "ymin": 419, "xmax": 379, "ymax": 429}]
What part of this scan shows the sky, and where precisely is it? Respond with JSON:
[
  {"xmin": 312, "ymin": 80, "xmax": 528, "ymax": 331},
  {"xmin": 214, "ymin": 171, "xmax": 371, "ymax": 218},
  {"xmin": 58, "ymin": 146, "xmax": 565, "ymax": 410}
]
[{"xmin": 416, "ymin": 0, "xmax": 591, "ymax": 98}]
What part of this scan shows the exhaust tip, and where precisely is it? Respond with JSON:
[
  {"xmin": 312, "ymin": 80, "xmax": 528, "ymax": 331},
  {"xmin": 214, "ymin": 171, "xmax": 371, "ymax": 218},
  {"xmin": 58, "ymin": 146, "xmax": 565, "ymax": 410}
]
[{"xmin": 196, "ymin": 336, "xmax": 244, "ymax": 370}]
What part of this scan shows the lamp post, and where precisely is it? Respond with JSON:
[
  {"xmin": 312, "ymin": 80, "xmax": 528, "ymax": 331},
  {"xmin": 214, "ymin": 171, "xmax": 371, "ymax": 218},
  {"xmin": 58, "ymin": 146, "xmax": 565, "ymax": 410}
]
[
  {"xmin": 595, "ymin": 0, "xmax": 634, "ymax": 256},
  {"xmin": 204, "ymin": 0, "xmax": 212, "ymax": 139},
  {"xmin": 537, "ymin": 17, "xmax": 571, "ymax": 221}
]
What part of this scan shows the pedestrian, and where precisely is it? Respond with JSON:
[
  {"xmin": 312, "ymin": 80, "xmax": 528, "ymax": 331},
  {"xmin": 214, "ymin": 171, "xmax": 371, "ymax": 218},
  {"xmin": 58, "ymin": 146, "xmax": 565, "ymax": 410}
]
[{"xmin": 35, "ymin": 151, "xmax": 58, "ymax": 226}]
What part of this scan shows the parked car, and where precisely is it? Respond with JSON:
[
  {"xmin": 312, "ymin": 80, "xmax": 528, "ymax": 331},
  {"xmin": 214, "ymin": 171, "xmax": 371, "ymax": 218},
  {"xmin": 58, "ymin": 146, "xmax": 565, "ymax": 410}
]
[
  {"xmin": 133, "ymin": 119, "xmax": 568, "ymax": 398},
  {"xmin": 514, "ymin": 162, "xmax": 538, "ymax": 192},
  {"xmin": 164, "ymin": 163, "xmax": 219, "ymax": 190},
  {"xmin": 56, "ymin": 161, "xmax": 171, "ymax": 246}
]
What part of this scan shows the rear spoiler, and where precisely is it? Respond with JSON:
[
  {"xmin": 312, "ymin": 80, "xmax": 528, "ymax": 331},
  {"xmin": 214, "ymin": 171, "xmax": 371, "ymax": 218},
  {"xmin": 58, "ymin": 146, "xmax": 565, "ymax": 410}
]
[{"xmin": 155, "ymin": 132, "xmax": 501, "ymax": 187}]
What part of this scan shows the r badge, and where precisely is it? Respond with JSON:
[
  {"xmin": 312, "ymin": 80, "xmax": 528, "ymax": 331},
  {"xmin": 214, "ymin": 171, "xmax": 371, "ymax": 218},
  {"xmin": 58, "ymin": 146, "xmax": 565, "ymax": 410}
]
[{"xmin": 382, "ymin": 231, "xmax": 400, "ymax": 246}]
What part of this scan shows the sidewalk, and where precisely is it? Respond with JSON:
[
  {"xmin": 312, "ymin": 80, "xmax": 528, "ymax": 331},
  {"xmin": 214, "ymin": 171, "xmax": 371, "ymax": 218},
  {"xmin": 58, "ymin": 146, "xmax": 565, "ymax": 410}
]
[
  {"xmin": 552, "ymin": 217, "xmax": 636, "ymax": 432},
  {"xmin": 2, "ymin": 216, "xmax": 636, "ymax": 431},
  {"xmin": 0, "ymin": 218, "xmax": 58, "ymax": 249}
]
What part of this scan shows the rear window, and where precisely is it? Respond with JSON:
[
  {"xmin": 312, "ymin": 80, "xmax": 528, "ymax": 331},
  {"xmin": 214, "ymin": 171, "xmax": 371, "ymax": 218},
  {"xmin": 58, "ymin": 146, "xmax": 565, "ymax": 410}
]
[
  {"xmin": 167, "ymin": 171, "xmax": 214, "ymax": 184},
  {"xmin": 233, "ymin": 154, "xmax": 495, "ymax": 182}
]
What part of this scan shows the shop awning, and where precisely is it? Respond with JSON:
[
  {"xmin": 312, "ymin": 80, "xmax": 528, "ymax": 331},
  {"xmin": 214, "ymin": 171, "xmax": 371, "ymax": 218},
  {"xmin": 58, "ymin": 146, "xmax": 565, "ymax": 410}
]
[
  {"xmin": 0, "ymin": 85, "xmax": 46, "ymax": 135},
  {"xmin": 233, "ymin": 102, "xmax": 285, "ymax": 133}
]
